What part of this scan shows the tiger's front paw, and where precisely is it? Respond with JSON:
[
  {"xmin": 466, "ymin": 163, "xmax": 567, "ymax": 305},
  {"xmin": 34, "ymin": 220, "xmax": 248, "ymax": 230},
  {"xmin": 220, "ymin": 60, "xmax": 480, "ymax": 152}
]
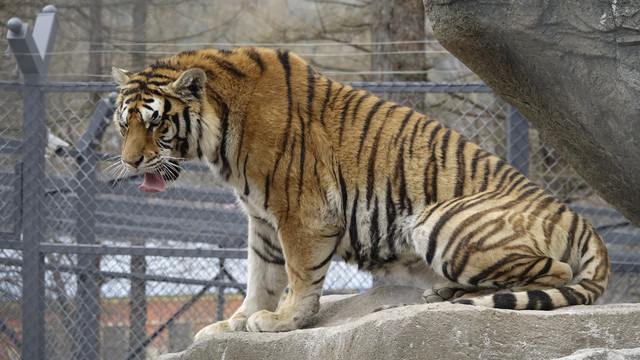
[
  {"xmin": 193, "ymin": 312, "xmax": 250, "ymax": 341},
  {"xmin": 246, "ymin": 310, "xmax": 298, "ymax": 332},
  {"xmin": 227, "ymin": 312, "xmax": 249, "ymax": 332},
  {"xmin": 193, "ymin": 320, "xmax": 232, "ymax": 341}
]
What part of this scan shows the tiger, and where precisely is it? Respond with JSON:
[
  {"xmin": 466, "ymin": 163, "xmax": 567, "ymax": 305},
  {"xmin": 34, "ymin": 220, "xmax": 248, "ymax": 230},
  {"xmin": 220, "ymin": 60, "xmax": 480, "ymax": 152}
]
[{"xmin": 111, "ymin": 47, "xmax": 610, "ymax": 337}]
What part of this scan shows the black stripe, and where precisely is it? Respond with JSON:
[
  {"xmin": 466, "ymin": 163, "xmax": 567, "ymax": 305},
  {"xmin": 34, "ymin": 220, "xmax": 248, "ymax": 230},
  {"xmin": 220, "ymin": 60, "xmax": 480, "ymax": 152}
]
[
  {"xmin": 297, "ymin": 107, "xmax": 307, "ymax": 195},
  {"xmin": 338, "ymin": 166, "xmax": 348, "ymax": 220},
  {"xmin": 263, "ymin": 175, "xmax": 270, "ymax": 209},
  {"xmin": 311, "ymin": 239, "xmax": 340, "ymax": 271},
  {"xmin": 439, "ymin": 129, "xmax": 452, "ymax": 169},
  {"xmin": 357, "ymin": 99, "xmax": 385, "ymax": 164},
  {"xmin": 369, "ymin": 196, "xmax": 382, "ymax": 267},
  {"xmin": 243, "ymin": 154, "xmax": 250, "ymax": 196},
  {"xmin": 183, "ymin": 107, "xmax": 192, "ymax": 139},
  {"xmin": 203, "ymin": 53, "xmax": 247, "ymax": 78},
  {"xmin": 251, "ymin": 246, "xmax": 285, "ymax": 265},
  {"xmin": 338, "ymin": 91, "xmax": 359, "ymax": 145},
  {"xmin": 498, "ymin": 170, "xmax": 520, "ymax": 193},
  {"xmin": 395, "ymin": 142, "xmax": 412, "ymax": 215},
  {"xmin": 425, "ymin": 202, "xmax": 458, "ymax": 264},
  {"xmin": 171, "ymin": 113, "xmax": 181, "ymax": 137},
  {"xmin": 250, "ymin": 215, "xmax": 277, "ymax": 231},
  {"xmin": 306, "ymin": 65, "xmax": 316, "ymax": 121},
  {"xmin": 479, "ymin": 161, "xmax": 491, "ymax": 192},
  {"xmin": 419, "ymin": 117, "xmax": 435, "ymax": 134},
  {"xmin": 311, "ymin": 276, "xmax": 326, "ymax": 286},
  {"xmin": 256, "ymin": 231, "xmax": 282, "ymax": 253},
  {"xmin": 578, "ymin": 278, "xmax": 605, "ymax": 296},
  {"xmin": 408, "ymin": 117, "xmax": 422, "ymax": 157},
  {"xmin": 319, "ymin": 78, "xmax": 333, "ymax": 125},
  {"xmin": 163, "ymin": 99, "xmax": 171, "ymax": 114},
  {"xmin": 365, "ymin": 105, "xmax": 388, "ymax": 208},
  {"xmin": 328, "ymin": 83, "xmax": 345, "ymax": 110},
  {"xmin": 283, "ymin": 137, "xmax": 297, "ymax": 219},
  {"xmin": 423, "ymin": 157, "xmax": 434, "ymax": 205},
  {"xmin": 561, "ymin": 212, "xmax": 580, "ymax": 262},
  {"xmin": 394, "ymin": 109, "xmax": 414, "ymax": 145},
  {"xmin": 517, "ymin": 257, "xmax": 546, "ymax": 283},
  {"xmin": 558, "ymin": 286, "xmax": 586, "ymax": 305},
  {"xmin": 493, "ymin": 159, "xmax": 508, "ymax": 177},
  {"xmin": 351, "ymin": 92, "xmax": 372, "ymax": 124},
  {"xmin": 427, "ymin": 123, "xmax": 442, "ymax": 147},
  {"xmin": 272, "ymin": 50, "xmax": 293, "ymax": 181},
  {"xmin": 531, "ymin": 258, "xmax": 554, "ymax": 284},
  {"xmin": 245, "ymin": 48, "xmax": 265, "ymax": 72},
  {"xmin": 526, "ymin": 290, "xmax": 554, "ymax": 310},
  {"xmin": 147, "ymin": 80, "xmax": 170, "ymax": 87},
  {"xmin": 493, "ymin": 293, "xmax": 517, "ymax": 309},
  {"xmin": 349, "ymin": 190, "xmax": 363, "ymax": 268},
  {"xmin": 429, "ymin": 139, "xmax": 439, "ymax": 203},
  {"xmin": 384, "ymin": 180, "xmax": 398, "ymax": 258},
  {"xmin": 470, "ymin": 149, "xmax": 486, "ymax": 180},
  {"xmin": 218, "ymin": 104, "xmax": 232, "ymax": 180},
  {"xmin": 195, "ymin": 116, "xmax": 203, "ymax": 159},
  {"xmin": 454, "ymin": 138, "xmax": 467, "ymax": 197}
]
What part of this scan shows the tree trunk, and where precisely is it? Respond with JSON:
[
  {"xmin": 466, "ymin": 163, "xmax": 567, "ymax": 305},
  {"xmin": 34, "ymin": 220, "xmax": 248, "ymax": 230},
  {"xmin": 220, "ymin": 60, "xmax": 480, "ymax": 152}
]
[{"xmin": 370, "ymin": 0, "xmax": 427, "ymax": 82}]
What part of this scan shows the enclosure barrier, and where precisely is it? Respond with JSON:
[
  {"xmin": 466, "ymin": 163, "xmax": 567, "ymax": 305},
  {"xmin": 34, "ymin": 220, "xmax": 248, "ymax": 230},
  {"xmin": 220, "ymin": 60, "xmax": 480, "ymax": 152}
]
[{"xmin": 1, "ymin": 7, "xmax": 638, "ymax": 360}]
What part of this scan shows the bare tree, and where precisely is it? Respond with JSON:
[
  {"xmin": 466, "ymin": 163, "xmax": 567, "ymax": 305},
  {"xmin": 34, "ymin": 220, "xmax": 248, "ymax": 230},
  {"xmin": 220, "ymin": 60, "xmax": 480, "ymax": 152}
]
[{"xmin": 370, "ymin": 0, "xmax": 427, "ymax": 82}]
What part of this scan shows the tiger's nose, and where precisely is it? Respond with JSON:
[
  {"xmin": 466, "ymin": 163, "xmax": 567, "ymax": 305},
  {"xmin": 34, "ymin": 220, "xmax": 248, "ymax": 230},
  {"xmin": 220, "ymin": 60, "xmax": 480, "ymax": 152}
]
[{"xmin": 124, "ymin": 156, "xmax": 143, "ymax": 168}]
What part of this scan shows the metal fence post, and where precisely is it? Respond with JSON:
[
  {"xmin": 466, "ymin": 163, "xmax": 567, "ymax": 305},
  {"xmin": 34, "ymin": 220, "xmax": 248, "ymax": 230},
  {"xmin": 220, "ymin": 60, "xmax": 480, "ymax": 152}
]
[
  {"xmin": 73, "ymin": 95, "xmax": 114, "ymax": 360},
  {"xmin": 506, "ymin": 105, "xmax": 530, "ymax": 176},
  {"xmin": 6, "ymin": 5, "xmax": 58, "ymax": 360}
]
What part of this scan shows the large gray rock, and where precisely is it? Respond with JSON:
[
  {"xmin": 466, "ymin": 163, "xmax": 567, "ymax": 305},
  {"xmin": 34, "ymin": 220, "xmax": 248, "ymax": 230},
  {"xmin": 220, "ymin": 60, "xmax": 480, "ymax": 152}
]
[
  {"xmin": 424, "ymin": 0, "xmax": 640, "ymax": 227},
  {"xmin": 158, "ymin": 286, "xmax": 640, "ymax": 360}
]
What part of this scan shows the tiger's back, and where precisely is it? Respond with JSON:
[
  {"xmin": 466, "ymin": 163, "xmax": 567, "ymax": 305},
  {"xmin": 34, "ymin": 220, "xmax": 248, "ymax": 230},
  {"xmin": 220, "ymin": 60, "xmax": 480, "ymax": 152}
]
[{"xmin": 112, "ymin": 47, "xmax": 610, "ymax": 334}]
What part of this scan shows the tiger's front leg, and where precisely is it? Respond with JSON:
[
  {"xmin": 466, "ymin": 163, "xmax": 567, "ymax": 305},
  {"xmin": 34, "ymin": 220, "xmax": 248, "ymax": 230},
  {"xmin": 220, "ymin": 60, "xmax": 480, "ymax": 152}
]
[
  {"xmin": 245, "ymin": 222, "xmax": 337, "ymax": 332},
  {"xmin": 194, "ymin": 219, "xmax": 288, "ymax": 339}
]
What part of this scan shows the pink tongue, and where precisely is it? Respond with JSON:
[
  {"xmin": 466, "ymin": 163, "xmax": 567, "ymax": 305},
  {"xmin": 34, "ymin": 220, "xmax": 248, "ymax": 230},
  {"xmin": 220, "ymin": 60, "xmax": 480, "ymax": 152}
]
[{"xmin": 139, "ymin": 172, "xmax": 166, "ymax": 193}]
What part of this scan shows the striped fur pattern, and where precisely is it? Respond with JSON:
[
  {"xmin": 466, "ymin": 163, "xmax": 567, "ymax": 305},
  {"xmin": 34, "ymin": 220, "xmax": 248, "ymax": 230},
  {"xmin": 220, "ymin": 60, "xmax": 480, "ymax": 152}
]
[{"xmin": 111, "ymin": 48, "xmax": 610, "ymax": 336}]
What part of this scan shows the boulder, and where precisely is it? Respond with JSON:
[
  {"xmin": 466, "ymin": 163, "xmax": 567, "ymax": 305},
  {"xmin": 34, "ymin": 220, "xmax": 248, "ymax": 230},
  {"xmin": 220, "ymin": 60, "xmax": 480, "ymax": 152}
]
[
  {"xmin": 158, "ymin": 286, "xmax": 640, "ymax": 360},
  {"xmin": 423, "ymin": 0, "xmax": 640, "ymax": 227}
]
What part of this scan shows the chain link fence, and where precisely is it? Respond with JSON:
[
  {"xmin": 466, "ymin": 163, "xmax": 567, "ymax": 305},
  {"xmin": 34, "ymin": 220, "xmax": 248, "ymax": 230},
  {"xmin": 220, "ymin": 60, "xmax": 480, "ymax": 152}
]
[{"xmin": 1, "ymin": 79, "xmax": 639, "ymax": 360}]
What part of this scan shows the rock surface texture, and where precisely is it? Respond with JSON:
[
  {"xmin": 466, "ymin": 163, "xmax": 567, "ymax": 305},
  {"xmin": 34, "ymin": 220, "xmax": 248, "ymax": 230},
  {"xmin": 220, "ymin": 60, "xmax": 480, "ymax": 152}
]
[
  {"xmin": 424, "ymin": 0, "xmax": 640, "ymax": 227},
  {"xmin": 158, "ymin": 286, "xmax": 640, "ymax": 360}
]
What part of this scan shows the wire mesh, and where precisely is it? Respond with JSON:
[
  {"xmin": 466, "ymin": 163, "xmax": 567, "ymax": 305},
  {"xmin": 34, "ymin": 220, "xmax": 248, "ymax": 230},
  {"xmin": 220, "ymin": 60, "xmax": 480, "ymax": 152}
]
[{"xmin": 0, "ymin": 81, "xmax": 638, "ymax": 360}]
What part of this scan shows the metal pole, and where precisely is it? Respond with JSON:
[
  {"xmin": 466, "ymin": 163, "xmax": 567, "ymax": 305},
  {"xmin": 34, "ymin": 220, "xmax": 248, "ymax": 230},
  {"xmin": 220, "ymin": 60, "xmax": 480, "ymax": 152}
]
[
  {"xmin": 73, "ymin": 96, "xmax": 114, "ymax": 360},
  {"xmin": 6, "ymin": 6, "xmax": 59, "ymax": 360},
  {"xmin": 506, "ymin": 105, "xmax": 530, "ymax": 176}
]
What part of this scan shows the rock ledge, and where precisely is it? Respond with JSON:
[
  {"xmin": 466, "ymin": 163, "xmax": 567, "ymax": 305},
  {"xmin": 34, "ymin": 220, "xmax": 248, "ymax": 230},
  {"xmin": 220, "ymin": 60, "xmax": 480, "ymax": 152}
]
[{"xmin": 158, "ymin": 286, "xmax": 640, "ymax": 360}]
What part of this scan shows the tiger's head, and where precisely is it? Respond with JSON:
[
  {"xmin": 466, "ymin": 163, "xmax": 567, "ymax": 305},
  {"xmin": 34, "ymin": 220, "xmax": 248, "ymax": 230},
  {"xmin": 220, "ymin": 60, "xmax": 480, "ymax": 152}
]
[{"xmin": 112, "ymin": 66, "xmax": 211, "ymax": 193}]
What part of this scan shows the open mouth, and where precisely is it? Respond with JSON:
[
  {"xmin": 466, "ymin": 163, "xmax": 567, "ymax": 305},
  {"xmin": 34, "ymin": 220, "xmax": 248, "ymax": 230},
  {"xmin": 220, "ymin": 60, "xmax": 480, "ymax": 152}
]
[
  {"xmin": 137, "ymin": 160, "xmax": 181, "ymax": 194},
  {"xmin": 139, "ymin": 172, "xmax": 166, "ymax": 193}
]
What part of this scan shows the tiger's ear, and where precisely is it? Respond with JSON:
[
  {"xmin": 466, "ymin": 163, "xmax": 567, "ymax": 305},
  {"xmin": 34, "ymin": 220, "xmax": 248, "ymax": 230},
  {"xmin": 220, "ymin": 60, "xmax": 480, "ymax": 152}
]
[
  {"xmin": 112, "ymin": 67, "xmax": 132, "ymax": 86},
  {"xmin": 167, "ymin": 68, "xmax": 207, "ymax": 100}
]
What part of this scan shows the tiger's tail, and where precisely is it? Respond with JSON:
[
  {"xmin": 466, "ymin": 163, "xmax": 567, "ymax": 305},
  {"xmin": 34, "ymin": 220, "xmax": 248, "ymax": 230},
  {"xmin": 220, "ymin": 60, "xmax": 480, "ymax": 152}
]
[{"xmin": 455, "ymin": 230, "xmax": 610, "ymax": 310}]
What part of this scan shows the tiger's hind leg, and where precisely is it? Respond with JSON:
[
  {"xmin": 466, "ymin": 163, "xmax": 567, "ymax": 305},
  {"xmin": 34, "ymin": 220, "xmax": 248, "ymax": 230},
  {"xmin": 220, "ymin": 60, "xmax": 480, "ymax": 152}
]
[
  {"xmin": 410, "ymin": 190, "xmax": 576, "ymax": 309},
  {"xmin": 422, "ymin": 280, "xmax": 471, "ymax": 303}
]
